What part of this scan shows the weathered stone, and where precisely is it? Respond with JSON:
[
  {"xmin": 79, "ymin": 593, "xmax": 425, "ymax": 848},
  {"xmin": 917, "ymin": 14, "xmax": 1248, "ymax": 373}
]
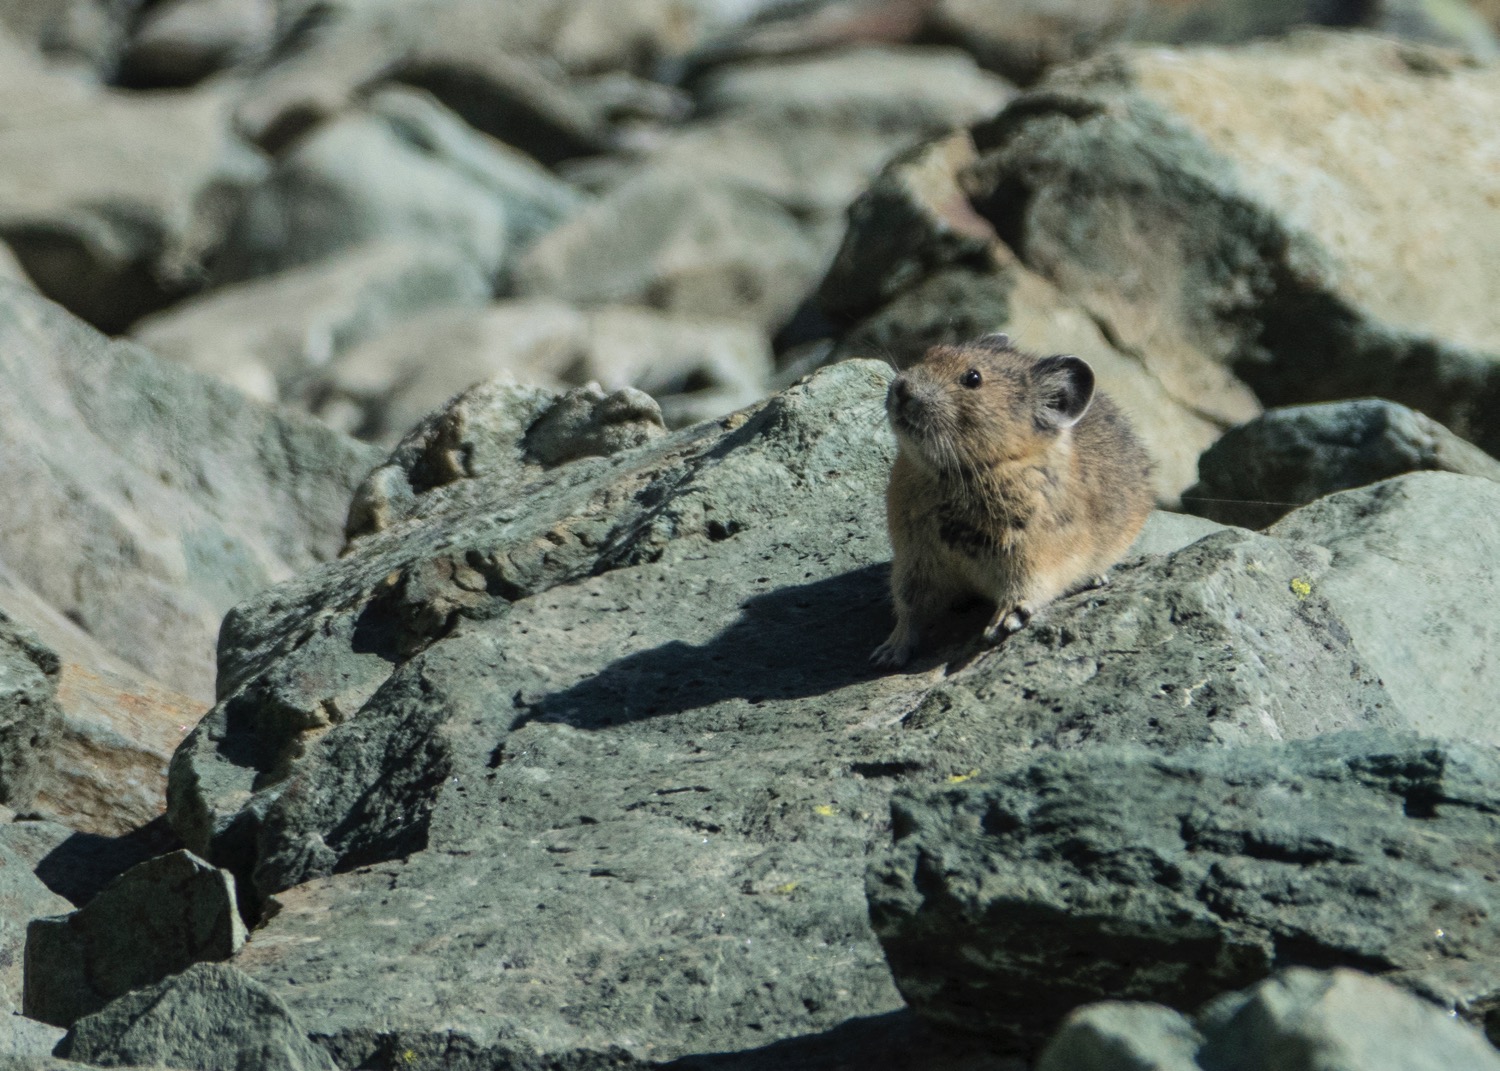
[
  {"xmin": 821, "ymin": 133, "xmax": 1228, "ymax": 499},
  {"xmin": 1035, "ymin": 1002, "xmax": 1203, "ymax": 1071},
  {"xmin": 133, "ymin": 239, "xmax": 492, "ymax": 404},
  {"xmin": 1183, "ymin": 398, "xmax": 1500, "ymax": 528},
  {"xmin": 0, "ymin": 832, "xmax": 72, "ymax": 1018},
  {"xmin": 322, "ymin": 299, "xmax": 774, "ymax": 443},
  {"xmin": 0, "ymin": 560, "xmax": 203, "ymax": 835},
  {"xmin": 0, "ymin": 611, "xmax": 62, "ymax": 811},
  {"xmin": 215, "ymin": 87, "xmax": 580, "ymax": 286},
  {"xmin": 515, "ymin": 170, "xmax": 822, "ymax": 332},
  {"xmin": 0, "ymin": 0, "xmax": 141, "ymax": 76},
  {"xmin": 0, "ymin": 239, "xmax": 28, "ymax": 286},
  {"xmin": 120, "ymin": 0, "xmax": 276, "ymax": 87},
  {"xmin": 0, "ymin": 40, "xmax": 266, "ymax": 332},
  {"xmin": 57, "ymin": 962, "xmax": 336, "ymax": 1071},
  {"xmin": 968, "ymin": 32, "xmax": 1500, "ymax": 454},
  {"xmin": 926, "ymin": 0, "xmax": 1138, "ymax": 84},
  {"xmin": 23, "ymin": 849, "xmax": 245, "ymax": 1028},
  {"xmin": 0, "ymin": 283, "xmax": 381, "ymax": 701},
  {"xmin": 869, "ymin": 733, "xmax": 1500, "ymax": 1050}
]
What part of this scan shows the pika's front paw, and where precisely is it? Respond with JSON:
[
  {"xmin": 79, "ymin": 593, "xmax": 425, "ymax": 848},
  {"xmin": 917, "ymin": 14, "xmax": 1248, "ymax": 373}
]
[{"xmin": 983, "ymin": 603, "xmax": 1032, "ymax": 644}]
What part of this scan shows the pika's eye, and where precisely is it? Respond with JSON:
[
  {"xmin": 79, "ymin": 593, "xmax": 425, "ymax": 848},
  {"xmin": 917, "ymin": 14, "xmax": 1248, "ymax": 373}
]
[{"xmin": 960, "ymin": 369, "xmax": 982, "ymax": 389}]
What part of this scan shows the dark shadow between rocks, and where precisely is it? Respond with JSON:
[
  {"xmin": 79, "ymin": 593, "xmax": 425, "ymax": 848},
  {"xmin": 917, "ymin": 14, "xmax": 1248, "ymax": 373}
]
[
  {"xmin": 514, "ymin": 564, "xmax": 983, "ymax": 730},
  {"xmin": 33, "ymin": 816, "xmax": 183, "ymax": 907},
  {"xmin": 661, "ymin": 1008, "xmax": 1019, "ymax": 1071}
]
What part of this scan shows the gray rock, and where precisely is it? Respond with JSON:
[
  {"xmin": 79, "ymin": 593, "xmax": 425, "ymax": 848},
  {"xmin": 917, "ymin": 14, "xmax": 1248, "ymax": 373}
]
[
  {"xmin": 132, "ymin": 239, "xmax": 493, "ymax": 405},
  {"xmin": 1035, "ymin": 1002, "xmax": 1204, "ymax": 1071},
  {"xmin": 515, "ymin": 169, "xmax": 822, "ymax": 333},
  {"xmin": 0, "ymin": 0, "xmax": 140, "ymax": 77},
  {"xmin": 215, "ymin": 87, "xmax": 580, "ymax": 285},
  {"xmin": 967, "ymin": 32, "xmax": 1500, "ymax": 456},
  {"xmin": 23, "ymin": 849, "xmax": 246, "ymax": 1028},
  {"xmin": 0, "ymin": 40, "xmax": 267, "ymax": 332},
  {"xmin": 0, "ymin": 832, "xmax": 72, "ymax": 1018},
  {"xmin": 1037, "ymin": 968, "xmax": 1500, "ymax": 1071},
  {"xmin": 1183, "ymin": 399, "xmax": 1500, "ymax": 528},
  {"xmin": 57, "ymin": 962, "xmax": 336, "ymax": 1071},
  {"xmin": 0, "ymin": 239, "xmax": 29, "ymax": 286},
  {"xmin": 870, "ymin": 733, "xmax": 1500, "ymax": 1050},
  {"xmin": 819, "ymin": 132, "xmax": 1228, "ymax": 500},
  {"xmin": 120, "ymin": 0, "xmax": 276, "ymax": 87},
  {"xmin": 320, "ymin": 299, "xmax": 774, "ymax": 444},
  {"xmin": 0, "ymin": 612, "xmax": 62, "ymax": 811},
  {"xmin": 926, "ymin": 0, "xmax": 1138, "ymax": 85},
  {"xmin": 0, "ymin": 282, "xmax": 380, "ymax": 702}
]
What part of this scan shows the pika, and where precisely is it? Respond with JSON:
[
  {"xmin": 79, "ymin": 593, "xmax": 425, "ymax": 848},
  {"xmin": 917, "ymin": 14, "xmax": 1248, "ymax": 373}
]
[{"xmin": 871, "ymin": 334, "xmax": 1153, "ymax": 668}]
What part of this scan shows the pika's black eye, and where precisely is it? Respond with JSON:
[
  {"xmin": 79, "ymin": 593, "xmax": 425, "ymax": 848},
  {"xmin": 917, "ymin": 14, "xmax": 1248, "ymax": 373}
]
[{"xmin": 960, "ymin": 369, "xmax": 982, "ymax": 389}]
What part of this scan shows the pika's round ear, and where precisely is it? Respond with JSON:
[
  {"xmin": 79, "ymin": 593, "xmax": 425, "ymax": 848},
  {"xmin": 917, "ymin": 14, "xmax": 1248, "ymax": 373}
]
[
  {"xmin": 972, "ymin": 333, "xmax": 1013, "ymax": 352},
  {"xmin": 1032, "ymin": 355, "xmax": 1094, "ymax": 429}
]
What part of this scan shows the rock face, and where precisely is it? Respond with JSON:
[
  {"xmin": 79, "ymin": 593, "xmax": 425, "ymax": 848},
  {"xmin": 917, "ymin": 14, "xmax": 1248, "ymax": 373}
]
[
  {"xmin": 23, "ymin": 849, "xmax": 246, "ymax": 1028},
  {"xmin": 869, "ymin": 733, "xmax": 1500, "ymax": 1050},
  {"xmin": 57, "ymin": 962, "xmax": 336, "ymax": 1071},
  {"xmin": 965, "ymin": 32, "xmax": 1500, "ymax": 456},
  {"xmin": 0, "ymin": 611, "xmax": 63, "ymax": 810},
  {"xmin": 0, "ymin": 283, "xmax": 381, "ymax": 700},
  {"xmin": 1037, "ymin": 969, "xmax": 1500, "ymax": 1071},
  {"xmin": 1184, "ymin": 399, "xmax": 1500, "ymax": 528},
  {"xmin": 0, "ymin": 831, "xmax": 72, "ymax": 1017}
]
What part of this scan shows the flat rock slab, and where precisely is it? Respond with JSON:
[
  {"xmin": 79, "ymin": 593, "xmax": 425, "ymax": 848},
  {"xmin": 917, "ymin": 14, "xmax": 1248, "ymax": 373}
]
[
  {"xmin": 870, "ymin": 733, "xmax": 1500, "ymax": 1051},
  {"xmin": 24, "ymin": 849, "xmax": 245, "ymax": 1027}
]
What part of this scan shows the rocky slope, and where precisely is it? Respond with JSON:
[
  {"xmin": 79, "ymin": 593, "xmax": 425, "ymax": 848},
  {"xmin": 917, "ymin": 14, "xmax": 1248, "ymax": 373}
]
[{"xmin": 3, "ymin": 2, "xmax": 1500, "ymax": 1070}]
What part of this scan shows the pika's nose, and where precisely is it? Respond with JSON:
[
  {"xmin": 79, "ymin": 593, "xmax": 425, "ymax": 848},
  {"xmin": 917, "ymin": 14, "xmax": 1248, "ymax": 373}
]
[{"xmin": 889, "ymin": 376, "xmax": 912, "ymax": 407}]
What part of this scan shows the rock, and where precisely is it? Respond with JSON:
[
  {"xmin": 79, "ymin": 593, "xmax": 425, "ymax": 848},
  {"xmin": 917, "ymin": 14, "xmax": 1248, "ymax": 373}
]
[
  {"xmin": 0, "ymin": 38, "xmax": 266, "ymax": 332},
  {"xmin": 925, "ymin": 0, "xmax": 1138, "ymax": 85},
  {"xmin": 0, "ymin": 239, "xmax": 29, "ymax": 286},
  {"xmin": 215, "ymin": 87, "xmax": 580, "ymax": 286},
  {"xmin": 820, "ymin": 133, "xmax": 1226, "ymax": 500},
  {"xmin": 967, "ymin": 32, "xmax": 1500, "ymax": 456},
  {"xmin": 1037, "ymin": 969, "xmax": 1500, "ymax": 1071},
  {"xmin": 132, "ymin": 240, "xmax": 493, "ymax": 404},
  {"xmin": 1183, "ymin": 399, "xmax": 1500, "ymax": 528},
  {"xmin": 23, "ymin": 849, "xmax": 245, "ymax": 1028},
  {"xmin": 0, "ymin": 611, "xmax": 63, "ymax": 811},
  {"xmin": 57, "ymin": 962, "xmax": 336, "ymax": 1071},
  {"xmin": 1129, "ymin": 0, "xmax": 1500, "ymax": 58},
  {"xmin": 120, "ymin": 0, "xmax": 277, "ymax": 88},
  {"xmin": 0, "ymin": 283, "xmax": 381, "ymax": 701},
  {"xmin": 320, "ymin": 299, "xmax": 774, "ymax": 444},
  {"xmin": 869, "ymin": 732, "xmax": 1500, "ymax": 1051},
  {"xmin": 1035, "ymin": 1002, "xmax": 1204, "ymax": 1071},
  {"xmin": 515, "ymin": 170, "xmax": 823, "ymax": 332},
  {"xmin": 234, "ymin": 0, "xmax": 714, "ymax": 154},
  {"xmin": 0, "ymin": 0, "xmax": 140, "ymax": 77},
  {"xmin": 0, "ymin": 561, "xmax": 204, "ymax": 835},
  {"xmin": 0, "ymin": 832, "xmax": 72, "ymax": 1017},
  {"xmin": 0, "ymin": 1010, "xmax": 64, "ymax": 1061}
]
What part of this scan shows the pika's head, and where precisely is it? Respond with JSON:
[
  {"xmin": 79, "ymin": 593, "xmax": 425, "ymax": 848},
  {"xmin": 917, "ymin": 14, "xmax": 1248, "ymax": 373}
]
[{"xmin": 886, "ymin": 334, "xmax": 1095, "ymax": 471}]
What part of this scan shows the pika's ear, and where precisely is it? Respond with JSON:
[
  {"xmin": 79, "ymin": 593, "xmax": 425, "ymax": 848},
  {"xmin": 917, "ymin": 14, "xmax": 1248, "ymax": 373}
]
[
  {"xmin": 1033, "ymin": 355, "xmax": 1094, "ymax": 429},
  {"xmin": 972, "ymin": 332, "xmax": 1013, "ymax": 352}
]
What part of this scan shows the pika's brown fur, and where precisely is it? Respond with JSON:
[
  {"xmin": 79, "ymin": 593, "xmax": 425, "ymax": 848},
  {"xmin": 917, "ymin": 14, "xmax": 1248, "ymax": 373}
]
[{"xmin": 871, "ymin": 334, "xmax": 1154, "ymax": 668}]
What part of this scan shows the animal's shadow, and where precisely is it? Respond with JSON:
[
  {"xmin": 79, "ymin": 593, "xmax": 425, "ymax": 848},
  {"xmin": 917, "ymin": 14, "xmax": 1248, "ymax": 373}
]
[{"xmin": 512, "ymin": 564, "xmax": 992, "ymax": 731}]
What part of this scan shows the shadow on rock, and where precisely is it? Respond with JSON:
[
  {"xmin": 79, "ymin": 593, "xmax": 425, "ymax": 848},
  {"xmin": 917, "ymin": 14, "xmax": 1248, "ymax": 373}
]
[
  {"xmin": 33, "ymin": 816, "xmax": 182, "ymax": 907},
  {"xmin": 516, "ymin": 564, "xmax": 916, "ymax": 730}
]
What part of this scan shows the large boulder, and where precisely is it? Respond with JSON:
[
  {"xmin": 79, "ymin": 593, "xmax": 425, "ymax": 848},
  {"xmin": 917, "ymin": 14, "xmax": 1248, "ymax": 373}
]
[
  {"xmin": 161, "ymin": 347, "xmax": 1498, "ymax": 1066},
  {"xmin": 213, "ymin": 87, "xmax": 581, "ymax": 286},
  {"xmin": 0, "ymin": 283, "xmax": 381, "ymax": 701},
  {"xmin": 0, "ymin": 830, "xmax": 72, "ymax": 1020},
  {"xmin": 869, "ymin": 733, "xmax": 1500, "ymax": 1051},
  {"xmin": 965, "ymin": 31, "xmax": 1500, "ymax": 456},
  {"xmin": 1184, "ymin": 398, "xmax": 1500, "ymax": 528},
  {"xmin": 0, "ymin": 611, "xmax": 63, "ymax": 811},
  {"xmin": 0, "ymin": 35, "xmax": 266, "ymax": 332}
]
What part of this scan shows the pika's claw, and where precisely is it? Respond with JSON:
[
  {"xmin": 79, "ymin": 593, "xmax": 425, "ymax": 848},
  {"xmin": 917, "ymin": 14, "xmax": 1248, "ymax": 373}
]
[
  {"xmin": 1065, "ymin": 573, "xmax": 1110, "ymax": 597},
  {"xmin": 983, "ymin": 603, "xmax": 1032, "ymax": 644},
  {"xmin": 871, "ymin": 632, "xmax": 914, "ymax": 669}
]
